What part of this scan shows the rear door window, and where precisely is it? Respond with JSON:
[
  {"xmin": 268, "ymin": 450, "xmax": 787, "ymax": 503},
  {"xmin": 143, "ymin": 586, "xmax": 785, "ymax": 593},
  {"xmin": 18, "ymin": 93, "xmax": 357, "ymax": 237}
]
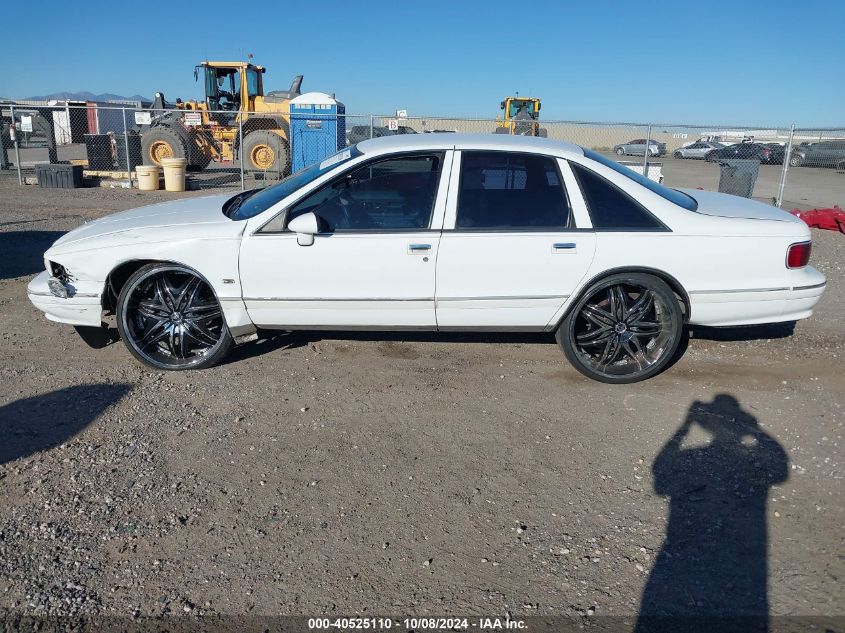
[{"xmin": 456, "ymin": 151, "xmax": 571, "ymax": 230}]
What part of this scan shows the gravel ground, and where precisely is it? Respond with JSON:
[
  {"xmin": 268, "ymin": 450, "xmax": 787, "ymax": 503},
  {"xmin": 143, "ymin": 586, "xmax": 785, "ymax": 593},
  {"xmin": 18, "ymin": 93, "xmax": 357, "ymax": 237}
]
[{"xmin": 0, "ymin": 174, "xmax": 843, "ymax": 624}]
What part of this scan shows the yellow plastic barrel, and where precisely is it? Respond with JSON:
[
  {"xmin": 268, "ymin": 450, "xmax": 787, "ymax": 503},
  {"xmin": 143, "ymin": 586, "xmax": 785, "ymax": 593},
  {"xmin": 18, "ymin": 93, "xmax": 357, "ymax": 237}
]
[
  {"xmin": 161, "ymin": 157, "xmax": 188, "ymax": 192},
  {"xmin": 136, "ymin": 165, "xmax": 160, "ymax": 191}
]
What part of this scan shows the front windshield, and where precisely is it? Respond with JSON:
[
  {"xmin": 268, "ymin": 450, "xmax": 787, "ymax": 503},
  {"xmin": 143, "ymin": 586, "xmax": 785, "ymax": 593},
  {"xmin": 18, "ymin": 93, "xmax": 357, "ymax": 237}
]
[
  {"xmin": 583, "ymin": 149, "xmax": 698, "ymax": 211},
  {"xmin": 228, "ymin": 147, "xmax": 362, "ymax": 220}
]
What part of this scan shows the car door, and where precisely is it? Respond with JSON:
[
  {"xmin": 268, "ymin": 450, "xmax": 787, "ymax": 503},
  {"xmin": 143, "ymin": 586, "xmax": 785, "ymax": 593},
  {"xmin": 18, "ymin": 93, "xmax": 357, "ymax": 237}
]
[
  {"xmin": 238, "ymin": 151, "xmax": 452, "ymax": 328},
  {"xmin": 686, "ymin": 142, "xmax": 703, "ymax": 158},
  {"xmin": 435, "ymin": 150, "xmax": 596, "ymax": 328}
]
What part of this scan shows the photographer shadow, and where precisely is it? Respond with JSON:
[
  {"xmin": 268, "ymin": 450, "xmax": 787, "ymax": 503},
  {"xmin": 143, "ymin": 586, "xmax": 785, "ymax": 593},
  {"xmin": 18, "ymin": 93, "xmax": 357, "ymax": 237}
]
[{"xmin": 636, "ymin": 394, "xmax": 788, "ymax": 633}]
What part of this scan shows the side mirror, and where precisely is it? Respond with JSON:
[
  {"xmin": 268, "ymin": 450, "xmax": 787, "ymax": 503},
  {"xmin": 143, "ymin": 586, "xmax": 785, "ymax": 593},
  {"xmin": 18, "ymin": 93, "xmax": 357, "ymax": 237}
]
[{"xmin": 288, "ymin": 212, "xmax": 322, "ymax": 246}]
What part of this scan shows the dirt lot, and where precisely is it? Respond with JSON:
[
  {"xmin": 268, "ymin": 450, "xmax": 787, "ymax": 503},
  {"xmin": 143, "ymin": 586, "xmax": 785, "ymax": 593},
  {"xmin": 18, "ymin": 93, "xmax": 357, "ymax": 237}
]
[{"xmin": 0, "ymin": 175, "xmax": 843, "ymax": 626}]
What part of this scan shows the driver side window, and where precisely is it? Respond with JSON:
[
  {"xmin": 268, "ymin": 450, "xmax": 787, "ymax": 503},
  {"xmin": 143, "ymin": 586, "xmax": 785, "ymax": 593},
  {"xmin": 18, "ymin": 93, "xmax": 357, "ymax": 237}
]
[{"xmin": 285, "ymin": 153, "xmax": 443, "ymax": 232}]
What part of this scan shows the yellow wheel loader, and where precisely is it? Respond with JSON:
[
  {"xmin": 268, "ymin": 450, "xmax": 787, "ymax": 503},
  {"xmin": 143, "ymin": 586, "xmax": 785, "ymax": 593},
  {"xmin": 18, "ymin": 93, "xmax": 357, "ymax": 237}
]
[
  {"xmin": 494, "ymin": 96, "xmax": 547, "ymax": 137},
  {"xmin": 140, "ymin": 61, "xmax": 303, "ymax": 174}
]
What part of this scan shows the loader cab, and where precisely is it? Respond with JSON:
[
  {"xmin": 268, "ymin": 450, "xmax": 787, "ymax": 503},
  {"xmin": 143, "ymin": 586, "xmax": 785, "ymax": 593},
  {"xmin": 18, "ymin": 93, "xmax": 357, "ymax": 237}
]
[
  {"xmin": 197, "ymin": 62, "xmax": 265, "ymax": 112},
  {"xmin": 501, "ymin": 97, "xmax": 541, "ymax": 120}
]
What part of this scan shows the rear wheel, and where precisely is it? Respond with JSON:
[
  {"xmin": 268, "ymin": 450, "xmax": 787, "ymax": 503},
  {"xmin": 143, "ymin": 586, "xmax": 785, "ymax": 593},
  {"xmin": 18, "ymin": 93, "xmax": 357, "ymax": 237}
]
[
  {"xmin": 242, "ymin": 130, "xmax": 289, "ymax": 175},
  {"xmin": 116, "ymin": 264, "xmax": 233, "ymax": 371},
  {"xmin": 141, "ymin": 127, "xmax": 188, "ymax": 167},
  {"xmin": 556, "ymin": 273, "xmax": 683, "ymax": 384}
]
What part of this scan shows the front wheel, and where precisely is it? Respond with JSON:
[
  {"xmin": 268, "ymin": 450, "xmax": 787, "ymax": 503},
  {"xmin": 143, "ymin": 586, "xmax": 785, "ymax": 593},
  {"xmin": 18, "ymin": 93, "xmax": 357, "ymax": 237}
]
[
  {"xmin": 116, "ymin": 264, "xmax": 233, "ymax": 370},
  {"xmin": 556, "ymin": 273, "xmax": 683, "ymax": 384},
  {"xmin": 673, "ymin": 151, "xmax": 683, "ymax": 159},
  {"xmin": 789, "ymin": 154, "xmax": 803, "ymax": 167},
  {"xmin": 615, "ymin": 147, "xmax": 625, "ymax": 156}
]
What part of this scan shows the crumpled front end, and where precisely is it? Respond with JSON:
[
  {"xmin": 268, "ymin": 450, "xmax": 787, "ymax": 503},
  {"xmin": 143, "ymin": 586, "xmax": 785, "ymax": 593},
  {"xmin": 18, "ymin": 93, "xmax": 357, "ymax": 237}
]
[{"xmin": 27, "ymin": 269, "xmax": 103, "ymax": 327}]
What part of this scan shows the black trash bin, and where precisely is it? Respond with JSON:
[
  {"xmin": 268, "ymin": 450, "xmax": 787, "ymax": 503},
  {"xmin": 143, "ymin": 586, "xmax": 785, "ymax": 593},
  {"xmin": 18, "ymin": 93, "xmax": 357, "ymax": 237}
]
[
  {"xmin": 114, "ymin": 133, "xmax": 143, "ymax": 171},
  {"xmin": 83, "ymin": 133, "xmax": 113, "ymax": 170},
  {"xmin": 718, "ymin": 158, "xmax": 759, "ymax": 198}
]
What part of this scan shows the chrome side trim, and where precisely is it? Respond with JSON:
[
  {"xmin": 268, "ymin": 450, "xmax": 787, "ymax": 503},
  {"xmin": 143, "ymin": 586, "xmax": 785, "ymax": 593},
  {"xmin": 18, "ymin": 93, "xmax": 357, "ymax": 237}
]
[
  {"xmin": 688, "ymin": 287, "xmax": 789, "ymax": 295},
  {"xmin": 244, "ymin": 295, "xmax": 570, "ymax": 302},
  {"xmin": 243, "ymin": 297, "xmax": 431, "ymax": 302},
  {"xmin": 792, "ymin": 281, "xmax": 827, "ymax": 291},
  {"xmin": 437, "ymin": 325, "xmax": 547, "ymax": 332},
  {"xmin": 258, "ymin": 324, "xmax": 437, "ymax": 332},
  {"xmin": 27, "ymin": 291, "xmax": 99, "ymax": 299},
  {"xmin": 437, "ymin": 295, "xmax": 569, "ymax": 302}
]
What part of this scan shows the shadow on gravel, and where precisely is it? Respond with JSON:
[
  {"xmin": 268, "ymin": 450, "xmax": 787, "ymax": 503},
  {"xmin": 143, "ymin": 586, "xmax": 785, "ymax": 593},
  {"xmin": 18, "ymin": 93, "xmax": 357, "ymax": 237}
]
[
  {"xmin": 0, "ymin": 383, "xmax": 130, "ymax": 465},
  {"xmin": 689, "ymin": 322, "xmax": 796, "ymax": 342},
  {"xmin": 227, "ymin": 330, "xmax": 555, "ymax": 364},
  {"xmin": 0, "ymin": 230, "xmax": 64, "ymax": 280},
  {"xmin": 636, "ymin": 394, "xmax": 789, "ymax": 633}
]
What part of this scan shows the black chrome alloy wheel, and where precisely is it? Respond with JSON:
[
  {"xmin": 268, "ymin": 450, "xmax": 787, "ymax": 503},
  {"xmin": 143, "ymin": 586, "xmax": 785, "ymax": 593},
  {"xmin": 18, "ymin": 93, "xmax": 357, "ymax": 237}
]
[
  {"xmin": 557, "ymin": 274, "xmax": 683, "ymax": 384},
  {"xmin": 117, "ymin": 264, "xmax": 233, "ymax": 370}
]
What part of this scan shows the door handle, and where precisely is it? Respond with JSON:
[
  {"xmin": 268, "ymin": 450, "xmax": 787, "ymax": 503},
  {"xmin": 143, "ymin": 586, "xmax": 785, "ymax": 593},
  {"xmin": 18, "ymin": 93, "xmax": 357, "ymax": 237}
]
[
  {"xmin": 552, "ymin": 242, "xmax": 577, "ymax": 252},
  {"xmin": 408, "ymin": 243, "xmax": 432, "ymax": 253}
]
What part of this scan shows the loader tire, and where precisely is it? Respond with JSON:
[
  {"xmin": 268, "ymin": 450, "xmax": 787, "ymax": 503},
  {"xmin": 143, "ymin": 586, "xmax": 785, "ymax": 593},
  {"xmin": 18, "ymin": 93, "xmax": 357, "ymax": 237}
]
[
  {"xmin": 141, "ymin": 126, "xmax": 188, "ymax": 167},
  {"xmin": 242, "ymin": 130, "xmax": 289, "ymax": 175}
]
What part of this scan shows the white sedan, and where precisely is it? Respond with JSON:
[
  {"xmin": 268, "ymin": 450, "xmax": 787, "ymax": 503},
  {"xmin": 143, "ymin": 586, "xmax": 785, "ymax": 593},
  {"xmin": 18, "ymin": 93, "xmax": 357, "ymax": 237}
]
[{"xmin": 28, "ymin": 134, "xmax": 826, "ymax": 383}]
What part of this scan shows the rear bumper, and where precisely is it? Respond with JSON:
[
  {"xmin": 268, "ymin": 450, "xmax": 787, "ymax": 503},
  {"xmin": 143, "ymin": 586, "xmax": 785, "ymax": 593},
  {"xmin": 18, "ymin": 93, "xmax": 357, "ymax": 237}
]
[
  {"xmin": 688, "ymin": 266, "xmax": 827, "ymax": 327},
  {"xmin": 27, "ymin": 270, "xmax": 103, "ymax": 327}
]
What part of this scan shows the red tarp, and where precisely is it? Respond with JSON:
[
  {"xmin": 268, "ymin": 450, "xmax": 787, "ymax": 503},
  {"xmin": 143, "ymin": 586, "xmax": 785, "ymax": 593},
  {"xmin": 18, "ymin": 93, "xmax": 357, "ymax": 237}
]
[{"xmin": 789, "ymin": 206, "xmax": 845, "ymax": 234}]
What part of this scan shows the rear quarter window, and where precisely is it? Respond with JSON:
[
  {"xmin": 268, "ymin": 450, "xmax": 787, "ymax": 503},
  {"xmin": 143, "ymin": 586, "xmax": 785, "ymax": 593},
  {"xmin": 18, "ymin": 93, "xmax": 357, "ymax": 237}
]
[{"xmin": 570, "ymin": 162, "xmax": 667, "ymax": 230}]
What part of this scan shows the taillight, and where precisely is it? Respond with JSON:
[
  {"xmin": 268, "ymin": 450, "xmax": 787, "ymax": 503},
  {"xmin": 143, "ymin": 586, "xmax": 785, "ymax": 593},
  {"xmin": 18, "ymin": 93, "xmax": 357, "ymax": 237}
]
[{"xmin": 786, "ymin": 241, "xmax": 812, "ymax": 268}]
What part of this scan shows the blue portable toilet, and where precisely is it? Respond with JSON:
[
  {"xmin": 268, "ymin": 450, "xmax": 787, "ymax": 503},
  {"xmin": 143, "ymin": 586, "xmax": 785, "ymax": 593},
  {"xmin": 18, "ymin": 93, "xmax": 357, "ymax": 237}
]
[{"xmin": 289, "ymin": 92, "xmax": 346, "ymax": 173}]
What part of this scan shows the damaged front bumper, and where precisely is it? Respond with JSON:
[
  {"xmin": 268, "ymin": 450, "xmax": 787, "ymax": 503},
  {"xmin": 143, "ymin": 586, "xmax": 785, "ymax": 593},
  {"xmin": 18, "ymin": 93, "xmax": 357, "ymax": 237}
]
[{"xmin": 27, "ymin": 270, "xmax": 103, "ymax": 327}]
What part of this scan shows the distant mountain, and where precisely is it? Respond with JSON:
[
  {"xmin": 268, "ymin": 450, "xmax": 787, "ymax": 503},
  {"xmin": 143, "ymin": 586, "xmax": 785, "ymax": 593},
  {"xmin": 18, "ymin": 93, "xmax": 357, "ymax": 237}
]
[{"xmin": 24, "ymin": 91, "xmax": 150, "ymax": 103}]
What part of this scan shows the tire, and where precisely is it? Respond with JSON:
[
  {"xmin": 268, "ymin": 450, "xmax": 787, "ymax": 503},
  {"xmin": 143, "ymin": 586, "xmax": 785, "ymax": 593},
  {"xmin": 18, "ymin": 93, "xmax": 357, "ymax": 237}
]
[
  {"xmin": 789, "ymin": 154, "xmax": 803, "ymax": 168},
  {"xmin": 116, "ymin": 263, "xmax": 234, "ymax": 371},
  {"xmin": 673, "ymin": 151, "xmax": 683, "ymax": 159},
  {"xmin": 242, "ymin": 130, "xmax": 289, "ymax": 174},
  {"xmin": 705, "ymin": 151, "xmax": 717, "ymax": 162},
  {"xmin": 556, "ymin": 273, "xmax": 683, "ymax": 384},
  {"xmin": 141, "ymin": 126, "xmax": 189, "ymax": 167},
  {"xmin": 615, "ymin": 147, "xmax": 625, "ymax": 156}
]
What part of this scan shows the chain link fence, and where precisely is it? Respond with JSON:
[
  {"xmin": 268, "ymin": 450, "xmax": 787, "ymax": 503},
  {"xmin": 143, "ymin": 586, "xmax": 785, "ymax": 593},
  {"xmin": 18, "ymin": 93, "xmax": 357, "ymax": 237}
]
[{"xmin": 1, "ymin": 102, "xmax": 843, "ymax": 210}]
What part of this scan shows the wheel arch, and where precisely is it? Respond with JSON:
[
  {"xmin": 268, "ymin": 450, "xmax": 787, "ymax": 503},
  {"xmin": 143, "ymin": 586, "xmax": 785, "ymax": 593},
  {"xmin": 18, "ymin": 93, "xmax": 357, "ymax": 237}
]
[
  {"xmin": 553, "ymin": 265, "xmax": 691, "ymax": 330},
  {"xmin": 237, "ymin": 116, "xmax": 289, "ymax": 149},
  {"xmin": 103, "ymin": 258, "xmax": 221, "ymax": 314}
]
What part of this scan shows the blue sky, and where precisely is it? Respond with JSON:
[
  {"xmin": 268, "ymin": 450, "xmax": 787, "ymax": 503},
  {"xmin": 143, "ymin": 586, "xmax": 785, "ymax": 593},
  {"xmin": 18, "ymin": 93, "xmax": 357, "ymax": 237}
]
[{"xmin": 4, "ymin": 0, "xmax": 843, "ymax": 126}]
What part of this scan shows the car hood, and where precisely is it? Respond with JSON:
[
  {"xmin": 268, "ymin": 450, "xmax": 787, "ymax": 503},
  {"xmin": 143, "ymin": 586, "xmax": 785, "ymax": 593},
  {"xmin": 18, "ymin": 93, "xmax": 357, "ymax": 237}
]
[
  {"xmin": 48, "ymin": 193, "xmax": 240, "ymax": 253},
  {"xmin": 680, "ymin": 189, "xmax": 805, "ymax": 223}
]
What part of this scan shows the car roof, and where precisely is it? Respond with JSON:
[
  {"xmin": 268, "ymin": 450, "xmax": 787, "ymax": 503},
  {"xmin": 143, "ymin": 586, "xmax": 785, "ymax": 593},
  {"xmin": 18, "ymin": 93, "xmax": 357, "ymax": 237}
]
[{"xmin": 356, "ymin": 133, "xmax": 585, "ymax": 156}]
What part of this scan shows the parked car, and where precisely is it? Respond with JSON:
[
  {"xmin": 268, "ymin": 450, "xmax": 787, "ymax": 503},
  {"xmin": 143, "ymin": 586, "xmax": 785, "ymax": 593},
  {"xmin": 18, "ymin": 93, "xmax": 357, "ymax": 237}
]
[
  {"xmin": 705, "ymin": 143, "xmax": 784, "ymax": 164},
  {"xmin": 346, "ymin": 124, "xmax": 417, "ymax": 145},
  {"xmin": 681, "ymin": 135, "xmax": 726, "ymax": 148},
  {"xmin": 28, "ymin": 134, "xmax": 825, "ymax": 384},
  {"xmin": 673, "ymin": 141, "xmax": 724, "ymax": 159},
  {"xmin": 613, "ymin": 139, "xmax": 667, "ymax": 157},
  {"xmin": 788, "ymin": 139, "xmax": 845, "ymax": 168}
]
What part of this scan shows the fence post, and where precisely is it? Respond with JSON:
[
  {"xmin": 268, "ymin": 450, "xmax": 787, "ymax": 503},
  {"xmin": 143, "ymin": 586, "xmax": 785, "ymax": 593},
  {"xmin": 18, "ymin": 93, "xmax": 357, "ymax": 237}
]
[
  {"xmin": 122, "ymin": 107, "xmax": 133, "ymax": 188},
  {"xmin": 643, "ymin": 123, "xmax": 652, "ymax": 177},
  {"xmin": 369, "ymin": 115, "xmax": 374, "ymax": 139},
  {"xmin": 239, "ymin": 116, "xmax": 245, "ymax": 191},
  {"xmin": 775, "ymin": 124, "xmax": 795, "ymax": 209},
  {"xmin": 10, "ymin": 105, "xmax": 22, "ymax": 185}
]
